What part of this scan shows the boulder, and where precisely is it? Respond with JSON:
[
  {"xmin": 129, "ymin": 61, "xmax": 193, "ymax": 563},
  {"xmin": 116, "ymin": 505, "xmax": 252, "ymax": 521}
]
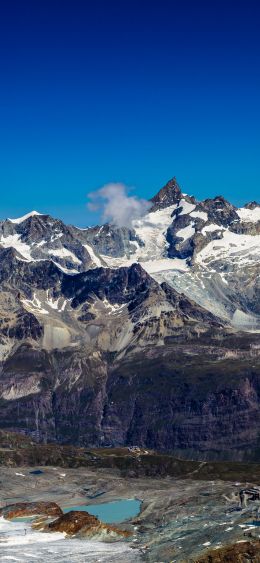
[{"xmin": 47, "ymin": 510, "xmax": 132, "ymax": 539}]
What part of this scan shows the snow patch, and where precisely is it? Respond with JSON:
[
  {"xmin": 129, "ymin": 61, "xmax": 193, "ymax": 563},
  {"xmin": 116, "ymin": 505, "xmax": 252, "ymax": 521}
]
[
  {"xmin": 196, "ymin": 230, "xmax": 260, "ymax": 266},
  {"xmin": 48, "ymin": 248, "xmax": 81, "ymax": 264},
  {"xmin": 237, "ymin": 206, "xmax": 260, "ymax": 223},
  {"xmin": 190, "ymin": 210, "xmax": 208, "ymax": 221},
  {"xmin": 142, "ymin": 258, "xmax": 188, "ymax": 274},
  {"xmin": 52, "ymin": 262, "xmax": 79, "ymax": 274},
  {"xmin": 201, "ymin": 224, "xmax": 225, "ymax": 235},
  {"xmin": 21, "ymin": 294, "xmax": 49, "ymax": 315},
  {"xmin": 232, "ymin": 309, "xmax": 259, "ymax": 330},
  {"xmin": 0, "ymin": 517, "xmax": 138, "ymax": 561},
  {"xmin": 84, "ymin": 243, "xmax": 103, "ymax": 267},
  {"xmin": 176, "ymin": 223, "xmax": 195, "ymax": 241},
  {"xmin": 0, "ymin": 234, "xmax": 32, "ymax": 261},
  {"xmin": 178, "ymin": 200, "xmax": 196, "ymax": 215}
]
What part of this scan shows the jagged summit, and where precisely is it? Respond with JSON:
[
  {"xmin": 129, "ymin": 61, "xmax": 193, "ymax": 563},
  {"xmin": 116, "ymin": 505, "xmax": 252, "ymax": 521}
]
[
  {"xmin": 150, "ymin": 177, "xmax": 184, "ymax": 211},
  {"xmin": 0, "ymin": 179, "xmax": 259, "ymax": 331}
]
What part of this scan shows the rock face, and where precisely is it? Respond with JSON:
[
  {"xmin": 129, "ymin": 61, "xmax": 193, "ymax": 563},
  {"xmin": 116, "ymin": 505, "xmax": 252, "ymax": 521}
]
[
  {"xmin": 47, "ymin": 510, "xmax": 131, "ymax": 539},
  {"xmin": 0, "ymin": 501, "xmax": 62, "ymax": 520},
  {"xmin": 81, "ymin": 223, "xmax": 144, "ymax": 258},
  {"xmin": 150, "ymin": 177, "xmax": 184, "ymax": 210},
  {"xmin": 0, "ymin": 178, "xmax": 260, "ymax": 459}
]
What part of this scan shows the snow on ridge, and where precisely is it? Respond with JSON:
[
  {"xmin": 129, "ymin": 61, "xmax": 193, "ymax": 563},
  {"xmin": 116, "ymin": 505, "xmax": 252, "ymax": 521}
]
[
  {"xmin": 201, "ymin": 223, "xmax": 225, "ymax": 235},
  {"xmin": 48, "ymin": 247, "xmax": 82, "ymax": 265},
  {"xmin": 237, "ymin": 206, "xmax": 260, "ymax": 223},
  {"xmin": 84, "ymin": 243, "xmax": 103, "ymax": 267},
  {"xmin": 52, "ymin": 261, "xmax": 79, "ymax": 274},
  {"xmin": 178, "ymin": 200, "xmax": 196, "ymax": 216},
  {"xmin": 190, "ymin": 210, "xmax": 208, "ymax": 221},
  {"xmin": 196, "ymin": 229, "xmax": 260, "ymax": 266},
  {"xmin": 8, "ymin": 210, "xmax": 43, "ymax": 224}
]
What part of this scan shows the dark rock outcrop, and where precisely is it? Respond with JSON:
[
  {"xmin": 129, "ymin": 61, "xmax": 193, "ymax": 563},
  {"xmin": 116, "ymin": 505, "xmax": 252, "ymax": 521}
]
[
  {"xmin": 150, "ymin": 177, "xmax": 195, "ymax": 211},
  {"xmin": 199, "ymin": 195, "xmax": 239, "ymax": 227},
  {"xmin": 81, "ymin": 223, "xmax": 144, "ymax": 258},
  {"xmin": 61, "ymin": 263, "xmax": 154, "ymax": 308}
]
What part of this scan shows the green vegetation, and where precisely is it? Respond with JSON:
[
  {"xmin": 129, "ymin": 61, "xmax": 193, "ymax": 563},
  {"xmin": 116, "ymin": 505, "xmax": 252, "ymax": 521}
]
[{"xmin": 2, "ymin": 430, "xmax": 260, "ymax": 483}]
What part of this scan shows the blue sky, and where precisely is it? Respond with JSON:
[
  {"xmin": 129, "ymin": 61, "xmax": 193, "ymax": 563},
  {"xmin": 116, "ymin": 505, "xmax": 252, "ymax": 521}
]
[{"xmin": 0, "ymin": 0, "xmax": 259, "ymax": 226}]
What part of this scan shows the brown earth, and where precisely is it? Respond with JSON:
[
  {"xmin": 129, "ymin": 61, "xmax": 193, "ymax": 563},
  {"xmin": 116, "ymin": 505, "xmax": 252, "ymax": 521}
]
[
  {"xmin": 46, "ymin": 509, "xmax": 132, "ymax": 538},
  {"xmin": 195, "ymin": 540, "xmax": 260, "ymax": 562},
  {"xmin": 0, "ymin": 501, "xmax": 63, "ymax": 520}
]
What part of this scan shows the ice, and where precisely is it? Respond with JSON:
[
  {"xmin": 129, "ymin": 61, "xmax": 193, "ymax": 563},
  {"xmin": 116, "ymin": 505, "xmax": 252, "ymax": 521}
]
[
  {"xmin": 0, "ymin": 517, "xmax": 65, "ymax": 547},
  {"xmin": 0, "ymin": 517, "xmax": 140, "ymax": 562},
  {"xmin": 133, "ymin": 204, "xmax": 177, "ymax": 260},
  {"xmin": 232, "ymin": 309, "xmax": 259, "ymax": 330},
  {"xmin": 142, "ymin": 258, "xmax": 188, "ymax": 274}
]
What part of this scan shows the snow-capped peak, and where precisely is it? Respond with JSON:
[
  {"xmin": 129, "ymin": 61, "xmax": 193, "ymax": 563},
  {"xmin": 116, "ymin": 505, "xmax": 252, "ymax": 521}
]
[{"xmin": 8, "ymin": 211, "xmax": 43, "ymax": 224}]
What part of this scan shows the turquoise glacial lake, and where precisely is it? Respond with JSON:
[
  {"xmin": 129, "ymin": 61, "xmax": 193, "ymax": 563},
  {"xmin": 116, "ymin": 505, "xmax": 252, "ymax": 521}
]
[{"xmin": 63, "ymin": 498, "xmax": 141, "ymax": 523}]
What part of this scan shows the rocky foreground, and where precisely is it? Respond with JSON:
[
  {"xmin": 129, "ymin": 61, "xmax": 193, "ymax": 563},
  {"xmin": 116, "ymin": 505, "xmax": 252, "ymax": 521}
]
[
  {"xmin": 2, "ymin": 435, "xmax": 260, "ymax": 561},
  {"xmin": 0, "ymin": 500, "xmax": 131, "ymax": 540},
  {"xmin": 195, "ymin": 540, "xmax": 260, "ymax": 562},
  {"xmin": 0, "ymin": 500, "xmax": 62, "ymax": 519}
]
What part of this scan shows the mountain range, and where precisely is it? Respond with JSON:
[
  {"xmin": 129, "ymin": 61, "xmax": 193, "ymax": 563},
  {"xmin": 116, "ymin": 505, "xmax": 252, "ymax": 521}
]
[{"xmin": 0, "ymin": 177, "xmax": 260, "ymax": 460}]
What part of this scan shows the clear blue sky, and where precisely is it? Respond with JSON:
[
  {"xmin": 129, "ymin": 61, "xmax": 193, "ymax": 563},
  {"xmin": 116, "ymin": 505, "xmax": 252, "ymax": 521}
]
[{"xmin": 0, "ymin": 0, "xmax": 259, "ymax": 226}]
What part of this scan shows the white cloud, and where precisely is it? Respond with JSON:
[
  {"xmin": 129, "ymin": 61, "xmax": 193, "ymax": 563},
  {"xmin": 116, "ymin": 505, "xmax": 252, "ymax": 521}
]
[{"xmin": 87, "ymin": 183, "xmax": 151, "ymax": 227}]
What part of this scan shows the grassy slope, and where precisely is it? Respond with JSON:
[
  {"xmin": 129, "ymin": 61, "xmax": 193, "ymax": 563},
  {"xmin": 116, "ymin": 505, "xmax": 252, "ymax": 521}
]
[{"xmin": 2, "ymin": 431, "xmax": 260, "ymax": 481}]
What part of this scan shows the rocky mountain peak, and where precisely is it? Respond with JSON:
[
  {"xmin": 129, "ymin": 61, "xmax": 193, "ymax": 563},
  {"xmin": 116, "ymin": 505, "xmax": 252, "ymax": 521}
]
[
  {"xmin": 150, "ymin": 177, "xmax": 183, "ymax": 211},
  {"xmin": 199, "ymin": 195, "xmax": 239, "ymax": 226},
  {"xmin": 244, "ymin": 201, "xmax": 260, "ymax": 210}
]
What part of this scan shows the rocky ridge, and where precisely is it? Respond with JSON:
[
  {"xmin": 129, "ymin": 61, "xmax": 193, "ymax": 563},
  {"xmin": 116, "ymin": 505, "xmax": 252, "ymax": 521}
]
[
  {"xmin": 0, "ymin": 178, "xmax": 260, "ymax": 458},
  {"xmin": 2, "ymin": 177, "xmax": 259, "ymax": 328}
]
